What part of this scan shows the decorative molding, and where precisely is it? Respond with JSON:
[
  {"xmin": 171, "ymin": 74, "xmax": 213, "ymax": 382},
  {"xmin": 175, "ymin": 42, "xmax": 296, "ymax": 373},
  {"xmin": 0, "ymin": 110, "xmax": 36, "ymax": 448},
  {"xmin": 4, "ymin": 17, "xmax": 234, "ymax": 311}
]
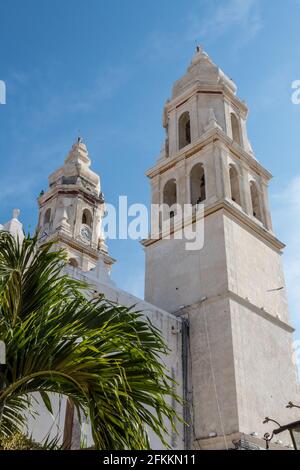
[
  {"xmin": 146, "ymin": 127, "xmax": 272, "ymax": 181},
  {"xmin": 166, "ymin": 82, "xmax": 248, "ymax": 117},
  {"xmin": 174, "ymin": 289, "xmax": 294, "ymax": 334},
  {"xmin": 142, "ymin": 199, "xmax": 285, "ymax": 252}
]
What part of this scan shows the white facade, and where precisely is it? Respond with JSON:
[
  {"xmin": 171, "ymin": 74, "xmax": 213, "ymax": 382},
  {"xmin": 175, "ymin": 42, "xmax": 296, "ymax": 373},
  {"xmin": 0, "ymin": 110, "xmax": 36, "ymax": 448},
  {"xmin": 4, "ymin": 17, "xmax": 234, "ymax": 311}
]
[{"xmin": 1, "ymin": 47, "xmax": 299, "ymax": 450}]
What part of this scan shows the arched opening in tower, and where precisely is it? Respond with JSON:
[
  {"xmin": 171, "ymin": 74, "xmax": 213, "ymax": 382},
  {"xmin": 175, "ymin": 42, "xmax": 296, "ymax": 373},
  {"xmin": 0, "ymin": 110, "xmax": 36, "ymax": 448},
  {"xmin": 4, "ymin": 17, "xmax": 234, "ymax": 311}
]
[
  {"xmin": 250, "ymin": 181, "xmax": 262, "ymax": 222},
  {"xmin": 163, "ymin": 179, "xmax": 177, "ymax": 219},
  {"xmin": 82, "ymin": 209, "xmax": 93, "ymax": 228},
  {"xmin": 229, "ymin": 165, "xmax": 241, "ymax": 206},
  {"xmin": 190, "ymin": 163, "xmax": 206, "ymax": 206},
  {"xmin": 68, "ymin": 258, "xmax": 79, "ymax": 268},
  {"xmin": 178, "ymin": 112, "xmax": 191, "ymax": 149},
  {"xmin": 43, "ymin": 208, "xmax": 51, "ymax": 226}
]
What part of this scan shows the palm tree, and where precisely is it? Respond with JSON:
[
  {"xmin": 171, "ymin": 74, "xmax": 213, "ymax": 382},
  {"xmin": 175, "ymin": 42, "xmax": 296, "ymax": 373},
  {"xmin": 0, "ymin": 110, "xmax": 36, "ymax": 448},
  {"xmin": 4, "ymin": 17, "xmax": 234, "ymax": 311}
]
[{"xmin": 0, "ymin": 232, "xmax": 181, "ymax": 449}]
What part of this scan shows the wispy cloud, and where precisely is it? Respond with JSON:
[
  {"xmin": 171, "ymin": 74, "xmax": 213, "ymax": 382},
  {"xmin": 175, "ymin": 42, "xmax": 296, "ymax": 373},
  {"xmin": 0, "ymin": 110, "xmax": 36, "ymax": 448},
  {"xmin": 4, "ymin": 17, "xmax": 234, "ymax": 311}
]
[
  {"xmin": 186, "ymin": 0, "xmax": 263, "ymax": 42},
  {"xmin": 142, "ymin": 0, "xmax": 263, "ymax": 66},
  {"xmin": 7, "ymin": 63, "xmax": 131, "ymax": 137},
  {"xmin": 0, "ymin": 139, "xmax": 69, "ymax": 216},
  {"xmin": 68, "ymin": 65, "xmax": 131, "ymax": 113},
  {"xmin": 0, "ymin": 177, "xmax": 36, "ymax": 207},
  {"xmin": 51, "ymin": 65, "xmax": 129, "ymax": 116},
  {"xmin": 142, "ymin": 30, "xmax": 184, "ymax": 62}
]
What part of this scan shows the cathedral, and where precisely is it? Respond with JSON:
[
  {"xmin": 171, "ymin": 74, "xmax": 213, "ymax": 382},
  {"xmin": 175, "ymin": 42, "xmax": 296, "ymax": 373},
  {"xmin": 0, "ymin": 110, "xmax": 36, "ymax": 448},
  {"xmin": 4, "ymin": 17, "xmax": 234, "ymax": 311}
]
[{"xmin": 1, "ymin": 47, "xmax": 299, "ymax": 450}]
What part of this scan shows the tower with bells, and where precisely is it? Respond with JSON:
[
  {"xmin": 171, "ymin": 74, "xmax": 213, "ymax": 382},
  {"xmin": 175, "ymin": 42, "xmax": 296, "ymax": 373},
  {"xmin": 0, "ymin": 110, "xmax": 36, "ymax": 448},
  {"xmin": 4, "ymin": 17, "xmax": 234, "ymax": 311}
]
[
  {"xmin": 142, "ymin": 47, "xmax": 299, "ymax": 449},
  {"xmin": 37, "ymin": 137, "xmax": 115, "ymax": 277}
]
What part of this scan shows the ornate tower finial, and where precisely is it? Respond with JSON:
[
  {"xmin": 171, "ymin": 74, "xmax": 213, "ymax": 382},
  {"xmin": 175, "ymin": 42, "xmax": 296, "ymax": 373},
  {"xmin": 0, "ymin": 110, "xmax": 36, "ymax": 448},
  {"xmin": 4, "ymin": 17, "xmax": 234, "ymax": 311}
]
[
  {"xmin": 76, "ymin": 128, "xmax": 83, "ymax": 144},
  {"xmin": 37, "ymin": 139, "xmax": 115, "ymax": 278},
  {"xmin": 12, "ymin": 208, "xmax": 20, "ymax": 219}
]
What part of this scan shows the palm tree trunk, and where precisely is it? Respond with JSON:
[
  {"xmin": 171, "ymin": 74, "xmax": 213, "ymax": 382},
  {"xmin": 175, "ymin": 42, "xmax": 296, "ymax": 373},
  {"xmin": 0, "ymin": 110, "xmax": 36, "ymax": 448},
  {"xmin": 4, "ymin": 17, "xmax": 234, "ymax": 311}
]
[{"xmin": 63, "ymin": 399, "xmax": 75, "ymax": 450}]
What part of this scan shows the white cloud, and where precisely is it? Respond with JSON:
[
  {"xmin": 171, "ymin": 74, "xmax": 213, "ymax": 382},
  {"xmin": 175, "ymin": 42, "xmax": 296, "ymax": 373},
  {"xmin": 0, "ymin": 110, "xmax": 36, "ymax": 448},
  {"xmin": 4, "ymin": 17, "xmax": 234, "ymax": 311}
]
[
  {"xmin": 142, "ymin": 30, "xmax": 186, "ymax": 63},
  {"xmin": 0, "ymin": 177, "xmax": 35, "ymax": 206},
  {"xmin": 69, "ymin": 65, "xmax": 131, "ymax": 113},
  {"xmin": 186, "ymin": 0, "xmax": 263, "ymax": 44},
  {"xmin": 271, "ymin": 176, "xmax": 300, "ymax": 333},
  {"xmin": 142, "ymin": 0, "xmax": 263, "ymax": 66},
  {"xmin": 9, "ymin": 64, "xmax": 131, "ymax": 137}
]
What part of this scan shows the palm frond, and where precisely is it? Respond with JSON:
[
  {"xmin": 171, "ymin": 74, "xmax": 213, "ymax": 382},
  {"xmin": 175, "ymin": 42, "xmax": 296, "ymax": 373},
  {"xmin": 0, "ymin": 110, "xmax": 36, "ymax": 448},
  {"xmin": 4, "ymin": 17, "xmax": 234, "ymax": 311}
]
[{"xmin": 0, "ymin": 232, "xmax": 182, "ymax": 449}]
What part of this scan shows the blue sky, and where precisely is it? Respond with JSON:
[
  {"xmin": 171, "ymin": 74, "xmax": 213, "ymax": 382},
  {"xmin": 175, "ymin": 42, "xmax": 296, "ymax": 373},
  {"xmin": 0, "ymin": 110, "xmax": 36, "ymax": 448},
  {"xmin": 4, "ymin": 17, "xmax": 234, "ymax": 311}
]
[{"xmin": 0, "ymin": 0, "xmax": 300, "ymax": 344}]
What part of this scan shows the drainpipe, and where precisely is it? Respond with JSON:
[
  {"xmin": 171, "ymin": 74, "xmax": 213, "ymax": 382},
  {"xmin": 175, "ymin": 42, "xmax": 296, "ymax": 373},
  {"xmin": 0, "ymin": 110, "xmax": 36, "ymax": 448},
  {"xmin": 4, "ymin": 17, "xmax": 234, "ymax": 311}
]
[{"xmin": 181, "ymin": 317, "xmax": 191, "ymax": 450}]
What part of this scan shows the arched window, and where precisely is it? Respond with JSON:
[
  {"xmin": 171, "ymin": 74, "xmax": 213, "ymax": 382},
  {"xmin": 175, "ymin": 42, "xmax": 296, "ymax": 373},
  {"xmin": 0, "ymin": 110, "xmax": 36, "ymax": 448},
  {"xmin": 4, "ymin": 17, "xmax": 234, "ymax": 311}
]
[
  {"xmin": 178, "ymin": 112, "xmax": 191, "ymax": 149},
  {"xmin": 82, "ymin": 209, "xmax": 92, "ymax": 227},
  {"xmin": 69, "ymin": 258, "xmax": 79, "ymax": 268},
  {"xmin": 190, "ymin": 163, "xmax": 206, "ymax": 206},
  {"xmin": 250, "ymin": 181, "xmax": 262, "ymax": 222},
  {"xmin": 163, "ymin": 179, "xmax": 177, "ymax": 218},
  {"xmin": 44, "ymin": 208, "xmax": 51, "ymax": 225},
  {"xmin": 231, "ymin": 113, "xmax": 241, "ymax": 146},
  {"xmin": 229, "ymin": 165, "xmax": 241, "ymax": 206}
]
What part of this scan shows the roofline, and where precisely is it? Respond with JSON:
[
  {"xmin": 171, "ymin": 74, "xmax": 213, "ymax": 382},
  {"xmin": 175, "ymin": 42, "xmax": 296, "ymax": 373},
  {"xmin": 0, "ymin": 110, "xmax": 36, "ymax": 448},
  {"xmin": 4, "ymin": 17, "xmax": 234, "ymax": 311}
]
[{"xmin": 146, "ymin": 127, "xmax": 272, "ymax": 181}]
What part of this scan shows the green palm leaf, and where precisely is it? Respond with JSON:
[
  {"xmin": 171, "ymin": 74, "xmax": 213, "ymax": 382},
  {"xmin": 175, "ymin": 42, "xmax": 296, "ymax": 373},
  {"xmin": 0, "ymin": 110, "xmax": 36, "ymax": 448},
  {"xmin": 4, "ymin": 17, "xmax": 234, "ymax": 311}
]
[{"xmin": 0, "ymin": 232, "xmax": 182, "ymax": 449}]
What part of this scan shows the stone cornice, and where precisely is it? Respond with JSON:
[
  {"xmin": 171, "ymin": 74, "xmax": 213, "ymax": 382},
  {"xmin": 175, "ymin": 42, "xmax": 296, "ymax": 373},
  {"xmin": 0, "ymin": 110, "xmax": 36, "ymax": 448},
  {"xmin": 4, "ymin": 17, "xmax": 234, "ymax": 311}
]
[
  {"xmin": 42, "ymin": 231, "xmax": 116, "ymax": 266},
  {"xmin": 141, "ymin": 199, "xmax": 285, "ymax": 252},
  {"xmin": 38, "ymin": 184, "xmax": 104, "ymax": 207},
  {"xmin": 221, "ymin": 199, "xmax": 285, "ymax": 251},
  {"xmin": 41, "ymin": 231, "xmax": 116, "ymax": 265},
  {"xmin": 165, "ymin": 82, "xmax": 248, "ymax": 117},
  {"xmin": 146, "ymin": 127, "xmax": 272, "ymax": 181},
  {"xmin": 228, "ymin": 290, "xmax": 294, "ymax": 333},
  {"xmin": 43, "ymin": 232, "xmax": 99, "ymax": 260},
  {"xmin": 174, "ymin": 289, "xmax": 294, "ymax": 334}
]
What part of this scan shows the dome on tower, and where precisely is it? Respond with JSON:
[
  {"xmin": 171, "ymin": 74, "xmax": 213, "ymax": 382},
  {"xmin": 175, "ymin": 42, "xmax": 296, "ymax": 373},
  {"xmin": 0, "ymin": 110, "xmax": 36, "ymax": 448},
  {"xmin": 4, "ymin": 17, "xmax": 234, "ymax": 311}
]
[
  {"xmin": 172, "ymin": 46, "xmax": 237, "ymax": 99},
  {"xmin": 48, "ymin": 138, "xmax": 101, "ymax": 195}
]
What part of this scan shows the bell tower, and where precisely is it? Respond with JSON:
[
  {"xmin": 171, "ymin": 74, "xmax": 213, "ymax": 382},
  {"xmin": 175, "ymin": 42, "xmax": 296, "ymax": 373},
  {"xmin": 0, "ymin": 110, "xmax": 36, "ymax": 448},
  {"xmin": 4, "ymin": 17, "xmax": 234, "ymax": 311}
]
[
  {"xmin": 143, "ymin": 48, "xmax": 299, "ymax": 449},
  {"xmin": 37, "ymin": 138, "xmax": 115, "ymax": 276}
]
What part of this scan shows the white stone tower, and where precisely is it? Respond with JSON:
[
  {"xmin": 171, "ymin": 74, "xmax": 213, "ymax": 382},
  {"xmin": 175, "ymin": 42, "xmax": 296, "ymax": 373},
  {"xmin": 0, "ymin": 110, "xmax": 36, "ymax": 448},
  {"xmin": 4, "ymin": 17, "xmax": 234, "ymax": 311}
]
[
  {"xmin": 37, "ymin": 138, "xmax": 115, "ymax": 277},
  {"xmin": 143, "ymin": 48, "xmax": 299, "ymax": 449}
]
